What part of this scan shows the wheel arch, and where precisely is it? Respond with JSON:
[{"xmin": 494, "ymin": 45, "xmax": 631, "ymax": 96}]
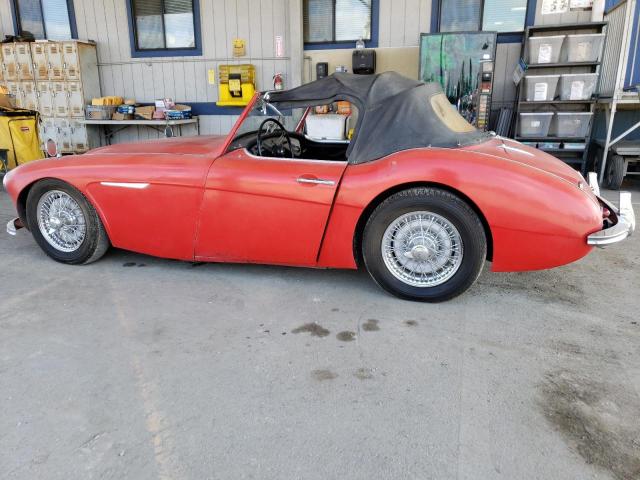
[
  {"xmin": 352, "ymin": 181, "xmax": 494, "ymax": 267},
  {"xmin": 16, "ymin": 177, "xmax": 111, "ymax": 238}
]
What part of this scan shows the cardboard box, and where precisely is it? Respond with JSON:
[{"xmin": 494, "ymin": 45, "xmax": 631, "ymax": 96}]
[
  {"xmin": 112, "ymin": 112, "xmax": 133, "ymax": 121},
  {"xmin": 0, "ymin": 94, "xmax": 15, "ymax": 109},
  {"xmin": 135, "ymin": 105, "xmax": 155, "ymax": 120}
]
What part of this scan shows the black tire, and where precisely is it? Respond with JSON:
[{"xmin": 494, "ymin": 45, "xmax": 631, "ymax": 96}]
[
  {"xmin": 362, "ymin": 187, "xmax": 486, "ymax": 302},
  {"xmin": 26, "ymin": 179, "xmax": 110, "ymax": 264},
  {"xmin": 605, "ymin": 154, "xmax": 625, "ymax": 190}
]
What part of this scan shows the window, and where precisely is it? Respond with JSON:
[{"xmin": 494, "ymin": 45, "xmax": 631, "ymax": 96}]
[
  {"xmin": 439, "ymin": 0, "xmax": 528, "ymax": 33},
  {"xmin": 13, "ymin": 0, "xmax": 74, "ymax": 40},
  {"xmin": 130, "ymin": 0, "xmax": 200, "ymax": 53},
  {"xmin": 304, "ymin": 0, "xmax": 372, "ymax": 44}
]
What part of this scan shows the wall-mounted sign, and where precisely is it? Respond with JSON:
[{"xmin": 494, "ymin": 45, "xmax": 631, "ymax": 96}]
[
  {"xmin": 569, "ymin": 0, "xmax": 593, "ymax": 9},
  {"xmin": 275, "ymin": 36, "xmax": 284, "ymax": 57},
  {"xmin": 207, "ymin": 69, "xmax": 216, "ymax": 85},
  {"xmin": 233, "ymin": 39, "xmax": 246, "ymax": 57},
  {"xmin": 541, "ymin": 0, "xmax": 568, "ymax": 14}
]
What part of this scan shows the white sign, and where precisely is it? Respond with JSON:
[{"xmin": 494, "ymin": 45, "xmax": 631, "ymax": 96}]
[
  {"xmin": 538, "ymin": 44, "xmax": 553, "ymax": 63},
  {"xmin": 570, "ymin": 0, "xmax": 593, "ymax": 9},
  {"xmin": 534, "ymin": 83, "xmax": 548, "ymax": 101},
  {"xmin": 570, "ymin": 80, "xmax": 585, "ymax": 100},
  {"xmin": 541, "ymin": 0, "xmax": 568, "ymax": 14},
  {"xmin": 275, "ymin": 35, "xmax": 284, "ymax": 57}
]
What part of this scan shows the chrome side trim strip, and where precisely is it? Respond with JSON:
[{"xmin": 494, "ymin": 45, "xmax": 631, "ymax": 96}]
[
  {"xmin": 587, "ymin": 172, "xmax": 600, "ymax": 196},
  {"xmin": 501, "ymin": 144, "xmax": 535, "ymax": 157},
  {"xmin": 296, "ymin": 177, "xmax": 336, "ymax": 186},
  {"xmin": 100, "ymin": 182, "xmax": 150, "ymax": 189}
]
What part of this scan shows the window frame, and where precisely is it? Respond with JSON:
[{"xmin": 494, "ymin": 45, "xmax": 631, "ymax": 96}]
[
  {"xmin": 125, "ymin": 0, "xmax": 203, "ymax": 58},
  {"xmin": 11, "ymin": 0, "xmax": 78, "ymax": 40},
  {"xmin": 304, "ymin": 0, "xmax": 379, "ymax": 50},
  {"xmin": 432, "ymin": 0, "xmax": 536, "ymax": 43}
]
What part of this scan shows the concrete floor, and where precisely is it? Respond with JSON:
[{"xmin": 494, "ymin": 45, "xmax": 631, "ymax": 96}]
[{"xmin": 0, "ymin": 181, "xmax": 639, "ymax": 480}]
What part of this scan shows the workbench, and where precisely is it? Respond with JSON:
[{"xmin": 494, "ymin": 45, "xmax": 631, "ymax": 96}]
[{"xmin": 80, "ymin": 117, "xmax": 200, "ymax": 144}]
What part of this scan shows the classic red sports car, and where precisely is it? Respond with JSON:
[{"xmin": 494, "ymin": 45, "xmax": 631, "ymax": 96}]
[{"xmin": 4, "ymin": 72, "xmax": 636, "ymax": 301}]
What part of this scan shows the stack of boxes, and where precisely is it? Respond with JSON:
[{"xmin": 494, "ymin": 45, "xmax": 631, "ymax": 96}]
[{"xmin": 0, "ymin": 40, "xmax": 101, "ymax": 153}]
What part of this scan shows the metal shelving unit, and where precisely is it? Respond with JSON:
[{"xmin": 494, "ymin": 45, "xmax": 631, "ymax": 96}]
[{"xmin": 513, "ymin": 22, "xmax": 608, "ymax": 175}]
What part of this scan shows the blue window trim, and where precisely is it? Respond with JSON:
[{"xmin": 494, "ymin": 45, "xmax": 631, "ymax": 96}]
[
  {"xmin": 303, "ymin": 0, "xmax": 379, "ymax": 50},
  {"xmin": 10, "ymin": 0, "xmax": 78, "ymax": 39},
  {"xmin": 430, "ymin": 0, "xmax": 536, "ymax": 44},
  {"xmin": 125, "ymin": 0, "xmax": 203, "ymax": 58}
]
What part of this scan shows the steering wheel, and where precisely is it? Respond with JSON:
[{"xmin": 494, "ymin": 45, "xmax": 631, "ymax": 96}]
[{"xmin": 257, "ymin": 118, "xmax": 294, "ymax": 158}]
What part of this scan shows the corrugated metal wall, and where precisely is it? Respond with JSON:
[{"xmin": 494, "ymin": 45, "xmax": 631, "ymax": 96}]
[
  {"xmin": 0, "ymin": 0, "xmax": 13, "ymax": 38},
  {"xmin": 600, "ymin": 1, "xmax": 628, "ymax": 96},
  {"xmin": 377, "ymin": 0, "xmax": 431, "ymax": 47},
  {"xmin": 76, "ymin": 0, "xmax": 295, "ymax": 142}
]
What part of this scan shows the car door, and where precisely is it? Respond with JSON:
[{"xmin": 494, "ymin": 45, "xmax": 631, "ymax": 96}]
[{"xmin": 194, "ymin": 148, "xmax": 347, "ymax": 266}]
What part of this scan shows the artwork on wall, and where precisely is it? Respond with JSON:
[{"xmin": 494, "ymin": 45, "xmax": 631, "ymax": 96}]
[{"xmin": 419, "ymin": 32, "xmax": 497, "ymax": 125}]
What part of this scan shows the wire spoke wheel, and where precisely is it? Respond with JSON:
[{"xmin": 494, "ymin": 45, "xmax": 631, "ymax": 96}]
[
  {"xmin": 36, "ymin": 190, "xmax": 87, "ymax": 253},
  {"xmin": 381, "ymin": 211, "xmax": 464, "ymax": 288}
]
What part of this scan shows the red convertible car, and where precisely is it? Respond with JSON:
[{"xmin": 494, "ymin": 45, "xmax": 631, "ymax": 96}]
[{"xmin": 4, "ymin": 72, "xmax": 636, "ymax": 301}]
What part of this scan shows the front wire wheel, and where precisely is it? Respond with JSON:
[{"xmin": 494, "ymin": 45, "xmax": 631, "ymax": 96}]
[
  {"xmin": 363, "ymin": 187, "xmax": 486, "ymax": 302},
  {"xmin": 26, "ymin": 179, "xmax": 110, "ymax": 264}
]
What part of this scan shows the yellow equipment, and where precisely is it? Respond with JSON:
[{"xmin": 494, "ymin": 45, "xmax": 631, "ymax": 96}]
[
  {"xmin": 0, "ymin": 107, "xmax": 43, "ymax": 170},
  {"xmin": 216, "ymin": 64, "xmax": 256, "ymax": 106}
]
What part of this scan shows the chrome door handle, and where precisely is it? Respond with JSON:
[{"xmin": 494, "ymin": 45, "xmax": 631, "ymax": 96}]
[{"xmin": 296, "ymin": 177, "xmax": 335, "ymax": 186}]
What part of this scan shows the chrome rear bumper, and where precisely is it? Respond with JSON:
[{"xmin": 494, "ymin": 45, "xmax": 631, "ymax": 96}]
[
  {"xmin": 6, "ymin": 217, "xmax": 23, "ymax": 236},
  {"xmin": 587, "ymin": 192, "xmax": 636, "ymax": 246}
]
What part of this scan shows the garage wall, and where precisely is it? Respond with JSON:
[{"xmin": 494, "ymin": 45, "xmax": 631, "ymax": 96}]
[
  {"xmin": 0, "ymin": 0, "xmax": 14, "ymax": 39},
  {"xmin": 70, "ymin": 0, "xmax": 299, "ymax": 143},
  {"xmin": 377, "ymin": 0, "xmax": 431, "ymax": 48}
]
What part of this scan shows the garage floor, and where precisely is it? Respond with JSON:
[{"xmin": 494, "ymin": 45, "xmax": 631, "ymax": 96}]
[{"xmin": 1, "ymin": 182, "xmax": 639, "ymax": 480}]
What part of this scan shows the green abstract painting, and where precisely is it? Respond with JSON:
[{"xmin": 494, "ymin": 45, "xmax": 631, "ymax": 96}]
[{"xmin": 419, "ymin": 32, "xmax": 497, "ymax": 123}]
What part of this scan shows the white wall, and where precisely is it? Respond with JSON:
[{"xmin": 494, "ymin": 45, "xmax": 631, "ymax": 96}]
[
  {"xmin": 71, "ymin": 0, "xmax": 300, "ymax": 142},
  {"xmin": 377, "ymin": 0, "xmax": 431, "ymax": 48},
  {"xmin": 0, "ymin": 0, "xmax": 14, "ymax": 38}
]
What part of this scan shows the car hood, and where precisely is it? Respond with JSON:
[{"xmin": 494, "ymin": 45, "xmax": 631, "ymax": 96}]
[
  {"xmin": 462, "ymin": 137, "xmax": 585, "ymax": 186},
  {"xmin": 87, "ymin": 134, "xmax": 228, "ymax": 156}
]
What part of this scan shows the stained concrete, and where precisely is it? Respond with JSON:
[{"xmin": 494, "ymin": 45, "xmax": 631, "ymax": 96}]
[{"xmin": 1, "ymin": 182, "xmax": 638, "ymax": 480}]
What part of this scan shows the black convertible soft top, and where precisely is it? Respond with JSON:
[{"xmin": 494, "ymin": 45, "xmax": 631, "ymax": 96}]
[{"xmin": 266, "ymin": 72, "xmax": 490, "ymax": 165}]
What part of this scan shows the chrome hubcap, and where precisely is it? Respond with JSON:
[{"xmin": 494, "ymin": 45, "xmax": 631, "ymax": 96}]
[
  {"xmin": 381, "ymin": 211, "xmax": 463, "ymax": 287},
  {"xmin": 37, "ymin": 190, "xmax": 86, "ymax": 252}
]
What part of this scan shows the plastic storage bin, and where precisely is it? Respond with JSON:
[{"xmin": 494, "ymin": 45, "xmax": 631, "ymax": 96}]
[
  {"xmin": 528, "ymin": 36, "xmax": 565, "ymax": 64},
  {"xmin": 518, "ymin": 112, "xmax": 554, "ymax": 137},
  {"xmin": 552, "ymin": 112, "xmax": 593, "ymax": 138},
  {"xmin": 524, "ymin": 74, "xmax": 560, "ymax": 101},
  {"xmin": 305, "ymin": 114, "xmax": 348, "ymax": 140},
  {"xmin": 559, "ymin": 73, "xmax": 598, "ymax": 100},
  {"xmin": 564, "ymin": 33, "xmax": 605, "ymax": 63}
]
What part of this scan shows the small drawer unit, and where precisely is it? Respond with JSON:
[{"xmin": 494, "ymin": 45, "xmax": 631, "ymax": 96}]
[
  {"xmin": 66, "ymin": 81, "xmax": 85, "ymax": 117},
  {"xmin": 36, "ymin": 82, "xmax": 54, "ymax": 116},
  {"xmin": 19, "ymin": 81, "xmax": 38, "ymax": 111},
  {"xmin": 47, "ymin": 42, "xmax": 65, "ymax": 80},
  {"xmin": 15, "ymin": 42, "xmax": 34, "ymax": 80},
  {"xmin": 4, "ymin": 81, "xmax": 22, "ymax": 107},
  {"xmin": 51, "ymin": 81, "xmax": 69, "ymax": 117},
  {"xmin": 31, "ymin": 42, "xmax": 50, "ymax": 80},
  {"xmin": 1, "ymin": 43, "xmax": 18, "ymax": 81}
]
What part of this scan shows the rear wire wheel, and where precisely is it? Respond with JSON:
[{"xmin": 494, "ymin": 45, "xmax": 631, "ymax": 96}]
[
  {"xmin": 362, "ymin": 187, "xmax": 486, "ymax": 302},
  {"xmin": 26, "ymin": 179, "xmax": 110, "ymax": 264}
]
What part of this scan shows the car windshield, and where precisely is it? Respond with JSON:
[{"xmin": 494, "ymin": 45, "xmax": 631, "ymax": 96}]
[{"xmin": 233, "ymin": 95, "xmax": 307, "ymax": 138}]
